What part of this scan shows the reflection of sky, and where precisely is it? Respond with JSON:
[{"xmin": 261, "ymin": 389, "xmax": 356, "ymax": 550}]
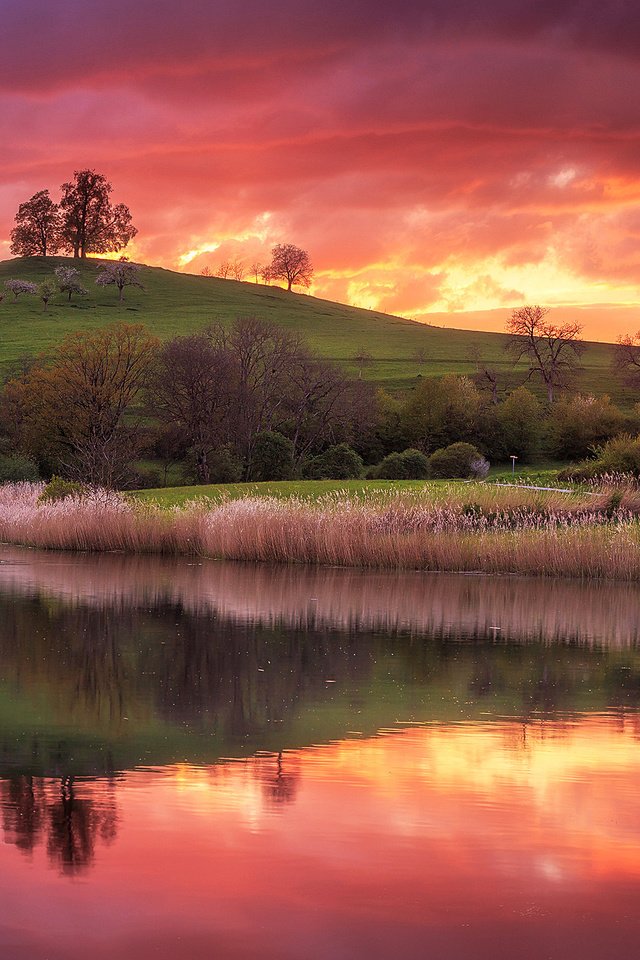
[{"xmin": 1, "ymin": 716, "xmax": 640, "ymax": 959}]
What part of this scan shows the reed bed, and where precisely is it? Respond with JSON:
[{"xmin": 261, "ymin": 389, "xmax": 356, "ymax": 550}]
[{"xmin": 1, "ymin": 482, "xmax": 640, "ymax": 579}]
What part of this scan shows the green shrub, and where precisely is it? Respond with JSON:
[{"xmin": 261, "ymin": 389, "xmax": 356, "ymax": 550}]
[
  {"xmin": 428, "ymin": 442, "xmax": 484, "ymax": 479},
  {"xmin": 38, "ymin": 476, "xmax": 88, "ymax": 502},
  {"xmin": 250, "ymin": 431, "xmax": 294, "ymax": 481},
  {"xmin": 376, "ymin": 448, "xmax": 430, "ymax": 480},
  {"xmin": 207, "ymin": 446, "xmax": 243, "ymax": 484},
  {"xmin": 559, "ymin": 434, "xmax": 640, "ymax": 483},
  {"xmin": 305, "ymin": 444, "xmax": 363, "ymax": 480},
  {"xmin": 0, "ymin": 453, "xmax": 40, "ymax": 483}
]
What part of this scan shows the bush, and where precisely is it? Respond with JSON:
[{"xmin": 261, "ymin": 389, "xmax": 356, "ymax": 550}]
[
  {"xmin": 0, "ymin": 453, "xmax": 40, "ymax": 483},
  {"xmin": 207, "ymin": 446, "xmax": 243, "ymax": 484},
  {"xmin": 557, "ymin": 434, "xmax": 640, "ymax": 483},
  {"xmin": 428, "ymin": 442, "xmax": 485, "ymax": 479},
  {"xmin": 376, "ymin": 448, "xmax": 430, "ymax": 480},
  {"xmin": 305, "ymin": 444, "xmax": 363, "ymax": 480},
  {"xmin": 250, "ymin": 431, "xmax": 294, "ymax": 481},
  {"xmin": 38, "ymin": 476, "xmax": 88, "ymax": 502}
]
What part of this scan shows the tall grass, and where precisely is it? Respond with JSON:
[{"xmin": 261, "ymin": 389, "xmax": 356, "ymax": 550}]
[{"xmin": 1, "ymin": 482, "xmax": 640, "ymax": 579}]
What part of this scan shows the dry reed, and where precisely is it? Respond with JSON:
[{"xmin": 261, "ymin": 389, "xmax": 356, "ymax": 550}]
[{"xmin": 0, "ymin": 482, "xmax": 639, "ymax": 580}]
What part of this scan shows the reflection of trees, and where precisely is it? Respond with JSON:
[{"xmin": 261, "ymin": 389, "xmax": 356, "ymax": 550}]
[
  {"xmin": 0, "ymin": 591, "xmax": 640, "ymax": 776},
  {"xmin": 254, "ymin": 751, "xmax": 301, "ymax": 806},
  {"xmin": 0, "ymin": 775, "xmax": 118, "ymax": 874}
]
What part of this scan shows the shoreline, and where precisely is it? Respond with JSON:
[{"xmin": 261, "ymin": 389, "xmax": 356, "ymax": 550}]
[{"xmin": 0, "ymin": 482, "xmax": 639, "ymax": 581}]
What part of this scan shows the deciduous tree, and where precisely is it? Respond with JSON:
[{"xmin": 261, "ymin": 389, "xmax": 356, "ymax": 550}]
[
  {"xmin": 5, "ymin": 323, "xmax": 159, "ymax": 486},
  {"xmin": 265, "ymin": 243, "xmax": 313, "ymax": 291},
  {"xmin": 10, "ymin": 190, "xmax": 62, "ymax": 257},
  {"xmin": 4, "ymin": 279, "xmax": 37, "ymax": 300},
  {"xmin": 55, "ymin": 265, "xmax": 87, "ymax": 302},
  {"xmin": 59, "ymin": 170, "xmax": 136, "ymax": 258},
  {"xmin": 95, "ymin": 260, "xmax": 143, "ymax": 302},
  {"xmin": 505, "ymin": 305, "xmax": 584, "ymax": 403},
  {"xmin": 148, "ymin": 335, "xmax": 235, "ymax": 484}
]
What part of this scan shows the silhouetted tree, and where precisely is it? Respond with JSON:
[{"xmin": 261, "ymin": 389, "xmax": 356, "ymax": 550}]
[
  {"xmin": 505, "ymin": 305, "xmax": 583, "ymax": 403},
  {"xmin": 59, "ymin": 170, "xmax": 136, "ymax": 258},
  {"xmin": 614, "ymin": 332, "xmax": 640, "ymax": 390},
  {"xmin": 10, "ymin": 190, "xmax": 62, "ymax": 257},
  {"xmin": 265, "ymin": 243, "xmax": 313, "ymax": 291}
]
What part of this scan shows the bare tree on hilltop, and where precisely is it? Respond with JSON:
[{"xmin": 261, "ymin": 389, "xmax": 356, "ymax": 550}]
[
  {"xmin": 10, "ymin": 190, "xmax": 62, "ymax": 257},
  {"xmin": 264, "ymin": 243, "xmax": 313, "ymax": 291},
  {"xmin": 59, "ymin": 170, "xmax": 136, "ymax": 258},
  {"xmin": 505, "ymin": 305, "xmax": 584, "ymax": 403}
]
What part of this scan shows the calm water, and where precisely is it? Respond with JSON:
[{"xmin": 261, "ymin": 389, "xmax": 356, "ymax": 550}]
[{"xmin": 0, "ymin": 548, "xmax": 639, "ymax": 958}]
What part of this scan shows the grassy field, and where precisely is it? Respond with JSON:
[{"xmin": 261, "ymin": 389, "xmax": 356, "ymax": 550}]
[
  {"xmin": 0, "ymin": 255, "xmax": 624, "ymax": 399},
  {"xmin": 129, "ymin": 473, "xmax": 572, "ymax": 508}
]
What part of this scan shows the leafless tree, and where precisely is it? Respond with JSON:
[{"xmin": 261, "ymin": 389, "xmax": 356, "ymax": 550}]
[
  {"xmin": 265, "ymin": 243, "xmax": 313, "ymax": 291},
  {"xmin": 469, "ymin": 345, "xmax": 500, "ymax": 404},
  {"xmin": 250, "ymin": 261, "xmax": 263, "ymax": 284},
  {"xmin": 216, "ymin": 260, "xmax": 232, "ymax": 279},
  {"xmin": 351, "ymin": 347, "xmax": 373, "ymax": 380},
  {"xmin": 148, "ymin": 335, "xmax": 235, "ymax": 484},
  {"xmin": 201, "ymin": 265, "xmax": 212, "ymax": 278},
  {"xmin": 614, "ymin": 332, "xmax": 640, "ymax": 389},
  {"xmin": 231, "ymin": 258, "xmax": 245, "ymax": 281},
  {"xmin": 505, "ymin": 305, "xmax": 583, "ymax": 402},
  {"xmin": 210, "ymin": 317, "xmax": 303, "ymax": 476}
]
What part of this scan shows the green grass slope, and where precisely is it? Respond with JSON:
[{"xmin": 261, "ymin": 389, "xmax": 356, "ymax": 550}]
[{"xmin": 0, "ymin": 255, "xmax": 622, "ymax": 399}]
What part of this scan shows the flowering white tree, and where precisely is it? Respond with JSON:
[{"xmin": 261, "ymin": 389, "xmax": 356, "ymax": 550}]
[
  {"xmin": 55, "ymin": 265, "xmax": 87, "ymax": 302},
  {"xmin": 4, "ymin": 279, "xmax": 37, "ymax": 300},
  {"xmin": 95, "ymin": 260, "xmax": 143, "ymax": 302}
]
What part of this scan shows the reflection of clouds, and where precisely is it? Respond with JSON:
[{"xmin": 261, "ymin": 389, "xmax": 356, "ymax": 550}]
[{"xmin": 0, "ymin": 546, "xmax": 638, "ymax": 648}]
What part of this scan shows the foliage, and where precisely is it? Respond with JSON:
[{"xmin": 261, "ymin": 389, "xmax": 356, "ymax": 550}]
[
  {"xmin": 59, "ymin": 170, "xmax": 136, "ymax": 258},
  {"xmin": 250, "ymin": 431, "xmax": 295, "ymax": 481},
  {"xmin": 376, "ymin": 448, "xmax": 430, "ymax": 480},
  {"xmin": 4, "ymin": 279, "xmax": 37, "ymax": 300},
  {"xmin": 6, "ymin": 323, "xmax": 159, "ymax": 487},
  {"xmin": 38, "ymin": 476, "xmax": 87, "ymax": 502},
  {"xmin": 205, "ymin": 446, "xmax": 244, "ymax": 484},
  {"xmin": 558, "ymin": 434, "xmax": 640, "ymax": 481},
  {"xmin": 10, "ymin": 190, "xmax": 61, "ymax": 257},
  {"xmin": 304, "ymin": 444, "xmax": 363, "ymax": 480},
  {"xmin": 546, "ymin": 394, "xmax": 627, "ymax": 460},
  {"xmin": 402, "ymin": 375, "xmax": 482, "ymax": 453},
  {"xmin": 264, "ymin": 243, "xmax": 313, "ymax": 291},
  {"xmin": 95, "ymin": 260, "xmax": 144, "ymax": 301},
  {"xmin": 428, "ymin": 442, "xmax": 485, "ymax": 479},
  {"xmin": 495, "ymin": 387, "xmax": 544, "ymax": 462},
  {"xmin": 0, "ymin": 453, "xmax": 39, "ymax": 483},
  {"xmin": 505, "ymin": 305, "xmax": 584, "ymax": 402}
]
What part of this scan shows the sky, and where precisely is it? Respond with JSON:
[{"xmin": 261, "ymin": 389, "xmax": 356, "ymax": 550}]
[{"xmin": 2, "ymin": 0, "xmax": 640, "ymax": 341}]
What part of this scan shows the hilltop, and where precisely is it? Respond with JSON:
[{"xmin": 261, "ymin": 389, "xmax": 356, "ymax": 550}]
[{"xmin": 0, "ymin": 256, "xmax": 621, "ymax": 399}]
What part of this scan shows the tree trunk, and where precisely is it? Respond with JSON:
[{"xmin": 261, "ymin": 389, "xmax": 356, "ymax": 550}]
[
  {"xmin": 287, "ymin": 279, "xmax": 292, "ymax": 291},
  {"xmin": 547, "ymin": 381, "xmax": 554, "ymax": 403}
]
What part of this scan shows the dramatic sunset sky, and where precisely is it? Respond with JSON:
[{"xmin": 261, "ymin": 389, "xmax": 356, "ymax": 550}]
[{"xmin": 2, "ymin": 0, "xmax": 640, "ymax": 339}]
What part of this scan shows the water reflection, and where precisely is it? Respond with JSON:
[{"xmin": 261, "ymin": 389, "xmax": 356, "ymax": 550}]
[{"xmin": 0, "ymin": 547, "xmax": 638, "ymax": 955}]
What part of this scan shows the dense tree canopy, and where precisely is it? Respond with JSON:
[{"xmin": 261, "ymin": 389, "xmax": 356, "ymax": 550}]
[
  {"xmin": 59, "ymin": 170, "xmax": 137, "ymax": 259},
  {"xmin": 10, "ymin": 190, "xmax": 61, "ymax": 257}
]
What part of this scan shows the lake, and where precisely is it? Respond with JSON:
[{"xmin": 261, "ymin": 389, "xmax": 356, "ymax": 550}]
[{"xmin": 0, "ymin": 546, "xmax": 639, "ymax": 958}]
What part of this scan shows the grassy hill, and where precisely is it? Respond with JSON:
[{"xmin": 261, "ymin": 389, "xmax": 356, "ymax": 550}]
[{"xmin": 0, "ymin": 255, "xmax": 623, "ymax": 400}]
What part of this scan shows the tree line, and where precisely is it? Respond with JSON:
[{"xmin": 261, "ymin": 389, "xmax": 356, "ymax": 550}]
[{"xmin": 1, "ymin": 310, "xmax": 640, "ymax": 489}]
